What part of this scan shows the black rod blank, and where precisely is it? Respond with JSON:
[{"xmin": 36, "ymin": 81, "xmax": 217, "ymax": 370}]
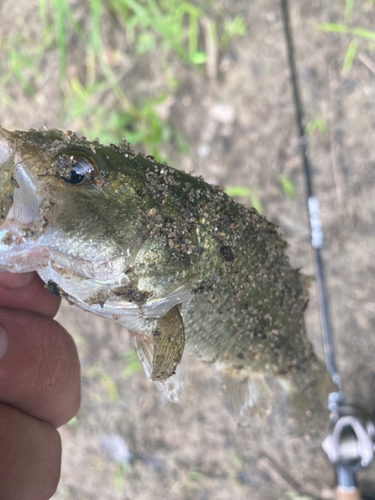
[{"xmin": 280, "ymin": 0, "xmax": 341, "ymax": 388}]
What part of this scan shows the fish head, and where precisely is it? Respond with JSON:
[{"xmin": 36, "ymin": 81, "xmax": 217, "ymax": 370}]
[
  {"xmin": 0, "ymin": 127, "xmax": 196, "ymax": 322},
  {"xmin": 0, "ymin": 126, "xmax": 134, "ymax": 272}
]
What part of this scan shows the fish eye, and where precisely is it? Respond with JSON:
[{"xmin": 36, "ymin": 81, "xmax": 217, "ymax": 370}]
[
  {"xmin": 67, "ymin": 158, "xmax": 92, "ymax": 184},
  {"xmin": 54, "ymin": 154, "xmax": 99, "ymax": 185}
]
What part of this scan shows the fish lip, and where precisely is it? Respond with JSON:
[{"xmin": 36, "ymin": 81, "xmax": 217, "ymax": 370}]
[
  {"xmin": 11, "ymin": 157, "xmax": 44, "ymax": 226},
  {"xmin": 0, "ymin": 128, "xmax": 44, "ymax": 231},
  {"xmin": 0, "ymin": 126, "xmax": 13, "ymax": 165}
]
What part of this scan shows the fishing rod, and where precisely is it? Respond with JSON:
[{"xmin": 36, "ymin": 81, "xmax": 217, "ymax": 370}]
[{"xmin": 280, "ymin": 1, "xmax": 375, "ymax": 498}]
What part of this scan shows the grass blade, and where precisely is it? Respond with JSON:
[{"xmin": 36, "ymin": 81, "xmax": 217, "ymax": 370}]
[
  {"xmin": 345, "ymin": 0, "xmax": 354, "ymax": 22},
  {"xmin": 316, "ymin": 23, "xmax": 375, "ymax": 40},
  {"xmin": 304, "ymin": 117, "xmax": 327, "ymax": 136},
  {"xmin": 39, "ymin": 0, "xmax": 47, "ymax": 24},
  {"xmin": 342, "ymin": 39, "xmax": 358, "ymax": 74},
  {"xmin": 277, "ymin": 175, "xmax": 294, "ymax": 200},
  {"xmin": 225, "ymin": 186, "xmax": 251, "ymax": 197},
  {"xmin": 52, "ymin": 0, "xmax": 67, "ymax": 77}
]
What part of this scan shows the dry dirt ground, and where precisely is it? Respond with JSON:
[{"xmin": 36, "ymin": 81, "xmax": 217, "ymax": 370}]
[{"xmin": 1, "ymin": 0, "xmax": 375, "ymax": 499}]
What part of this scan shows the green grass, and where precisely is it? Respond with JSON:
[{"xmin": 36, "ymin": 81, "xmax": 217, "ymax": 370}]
[
  {"xmin": 342, "ymin": 38, "xmax": 358, "ymax": 74},
  {"xmin": 0, "ymin": 34, "xmax": 46, "ymax": 97},
  {"xmin": 121, "ymin": 350, "xmax": 142, "ymax": 380},
  {"xmin": 3, "ymin": 47, "xmax": 36, "ymax": 96},
  {"xmin": 316, "ymin": 0, "xmax": 375, "ymax": 75},
  {"xmin": 225, "ymin": 186, "xmax": 263, "ymax": 214},
  {"xmin": 345, "ymin": 0, "xmax": 354, "ymax": 22},
  {"xmin": 67, "ymin": 415, "xmax": 79, "ymax": 426},
  {"xmin": 83, "ymin": 349, "xmax": 142, "ymax": 403},
  {"xmin": 316, "ymin": 23, "xmax": 375, "ymax": 40},
  {"xmin": 1, "ymin": 0, "xmax": 246, "ymax": 158},
  {"xmin": 63, "ymin": 79, "xmax": 180, "ymax": 159},
  {"xmin": 225, "ymin": 186, "xmax": 251, "ymax": 197},
  {"xmin": 277, "ymin": 175, "xmax": 294, "ymax": 201},
  {"xmin": 114, "ymin": 463, "xmax": 131, "ymax": 492},
  {"xmin": 304, "ymin": 117, "xmax": 327, "ymax": 136},
  {"xmin": 109, "ymin": 0, "xmax": 210, "ymax": 64},
  {"xmin": 220, "ymin": 14, "xmax": 246, "ymax": 48},
  {"xmin": 86, "ymin": 362, "xmax": 119, "ymax": 401},
  {"xmin": 100, "ymin": 372, "xmax": 120, "ymax": 401}
]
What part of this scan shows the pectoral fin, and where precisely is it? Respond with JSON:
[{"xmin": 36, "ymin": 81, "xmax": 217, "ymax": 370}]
[
  {"xmin": 129, "ymin": 329, "xmax": 186, "ymax": 402},
  {"xmin": 151, "ymin": 305, "xmax": 185, "ymax": 381}
]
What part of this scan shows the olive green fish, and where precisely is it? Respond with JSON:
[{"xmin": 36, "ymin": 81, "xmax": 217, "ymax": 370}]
[{"xmin": 0, "ymin": 126, "xmax": 331, "ymax": 408}]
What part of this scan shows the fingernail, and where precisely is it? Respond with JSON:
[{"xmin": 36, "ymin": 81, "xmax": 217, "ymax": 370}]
[
  {"xmin": 0, "ymin": 271, "xmax": 35, "ymax": 289},
  {"xmin": 0, "ymin": 325, "xmax": 9, "ymax": 360}
]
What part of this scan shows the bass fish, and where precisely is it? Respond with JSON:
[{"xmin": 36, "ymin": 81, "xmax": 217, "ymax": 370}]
[{"xmin": 0, "ymin": 126, "xmax": 331, "ymax": 409}]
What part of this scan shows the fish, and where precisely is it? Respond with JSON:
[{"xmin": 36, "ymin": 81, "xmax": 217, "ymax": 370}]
[{"xmin": 0, "ymin": 126, "xmax": 332, "ymax": 411}]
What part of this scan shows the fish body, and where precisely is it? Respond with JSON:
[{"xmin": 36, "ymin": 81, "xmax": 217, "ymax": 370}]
[{"xmin": 0, "ymin": 126, "xmax": 330, "ymax": 404}]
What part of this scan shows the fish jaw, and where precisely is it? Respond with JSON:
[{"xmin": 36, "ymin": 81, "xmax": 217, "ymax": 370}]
[
  {"xmin": 0, "ymin": 127, "xmax": 12, "ymax": 165},
  {"xmin": 0, "ymin": 127, "xmax": 18, "ymax": 225},
  {"xmin": 0, "ymin": 127, "xmax": 49, "ymax": 272},
  {"xmin": 0, "ymin": 126, "xmax": 45, "ymax": 226}
]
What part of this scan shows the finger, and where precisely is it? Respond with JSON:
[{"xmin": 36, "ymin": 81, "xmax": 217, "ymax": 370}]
[
  {"xmin": 0, "ymin": 271, "xmax": 61, "ymax": 318},
  {"xmin": 0, "ymin": 403, "xmax": 61, "ymax": 500},
  {"xmin": 0, "ymin": 308, "xmax": 81, "ymax": 428}
]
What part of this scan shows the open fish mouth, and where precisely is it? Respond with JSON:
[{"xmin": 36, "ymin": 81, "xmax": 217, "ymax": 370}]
[
  {"xmin": 0, "ymin": 129, "xmax": 11, "ymax": 166},
  {"xmin": 0, "ymin": 127, "xmax": 47, "ymax": 272},
  {"xmin": 0, "ymin": 127, "xmax": 44, "ymax": 228},
  {"xmin": 10, "ymin": 160, "xmax": 43, "ymax": 226}
]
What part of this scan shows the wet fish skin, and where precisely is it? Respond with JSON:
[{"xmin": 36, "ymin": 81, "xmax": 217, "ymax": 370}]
[{"xmin": 0, "ymin": 126, "xmax": 329, "ymax": 398}]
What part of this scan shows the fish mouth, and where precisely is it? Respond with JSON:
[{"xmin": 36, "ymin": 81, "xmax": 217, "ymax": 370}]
[
  {"xmin": 0, "ymin": 127, "xmax": 44, "ymax": 228},
  {"xmin": 10, "ymin": 158, "xmax": 44, "ymax": 226},
  {"xmin": 0, "ymin": 127, "xmax": 47, "ymax": 271},
  {"xmin": 0, "ymin": 128, "xmax": 12, "ymax": 166}
]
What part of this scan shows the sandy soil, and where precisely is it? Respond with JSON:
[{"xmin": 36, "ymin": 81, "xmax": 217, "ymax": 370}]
[{"xmin": 1, "ymin": 0, "xmax": 375, "ymax": 498}]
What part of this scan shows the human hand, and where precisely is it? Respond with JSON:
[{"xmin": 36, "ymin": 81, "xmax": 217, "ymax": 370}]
[{"xmin": 0, "ymin": 271, "xmax": 81, "ymax": 500}]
